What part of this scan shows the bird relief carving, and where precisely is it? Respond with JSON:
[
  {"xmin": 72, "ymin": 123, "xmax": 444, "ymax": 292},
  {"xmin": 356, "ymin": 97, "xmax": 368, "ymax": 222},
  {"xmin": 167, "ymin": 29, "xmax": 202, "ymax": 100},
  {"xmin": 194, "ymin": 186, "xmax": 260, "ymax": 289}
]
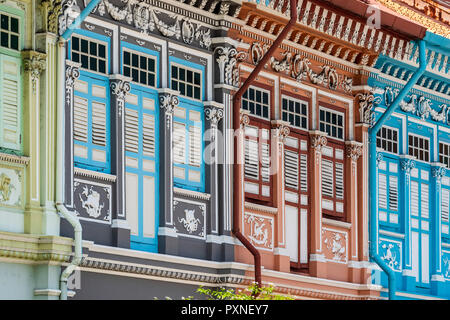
[
  {"xmin": 79, "ymin": 185, "xmax": 105, "ymax": 219},
  {"xmin": 381, "ymin": 243, "xmax": 399, "ymax": 270},
  {"xmin": 245, "ymin": 214, "xmax": 271, "ymax": 248},
  {"xmin": 178, "ymin": 209, "xmax": 201, "ymax": 234},
  {"xmin": 323, "ymin": 231, "xmax": 347, "ymax": 262}
]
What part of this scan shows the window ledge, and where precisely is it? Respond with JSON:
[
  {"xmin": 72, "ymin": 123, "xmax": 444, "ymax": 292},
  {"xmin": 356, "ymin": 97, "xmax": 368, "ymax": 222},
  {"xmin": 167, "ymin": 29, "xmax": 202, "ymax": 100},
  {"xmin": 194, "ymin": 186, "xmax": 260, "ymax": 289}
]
[
  {"xmin": 244, "ymin": 201, "xmax": 277, "ymax": 215},
  {"xmin": 0, "ymin": 152, "xmax": 30, "ymax": 166},
  {"xmin": 322, "ymin": 218, "xmax": 351, "ymax": 229},
  {"xmin": 74, "ymin": 167, "xmax": 116, "ymax": 183},
  {"xmin": 173, "ymin": 187, "xmax": 211, "ymax": 201}
]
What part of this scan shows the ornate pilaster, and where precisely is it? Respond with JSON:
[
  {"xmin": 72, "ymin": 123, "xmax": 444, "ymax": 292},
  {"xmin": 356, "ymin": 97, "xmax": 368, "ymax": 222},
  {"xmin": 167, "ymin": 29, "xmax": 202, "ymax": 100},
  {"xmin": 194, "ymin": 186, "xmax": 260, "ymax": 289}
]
[
  {"xmin": 400, "ymin": 155, "xmax": 416, "ymax": 272},
  {"xmin": 64, "ymin": 61, "xmax": 81, "ymax": 208},
  {"xmin": 431, "ymin": 163, "xmax": 447, "ymax": 292},
  {"xmin": 158, "ymin": 88, "xmax": 179, "ymax": 254},
  {"xmin": 308, "ymin": 130, "xmax": 328, "ymax": 278},
  {"xmin": 109, "ymin": 75, "xmax": 131, "ymax": 248},
  {"xmin": 345, "ymin": 141, "xmax": 363, "ymax": 266},
  {"xmin": 204, "ymin": 102, "xmax": 224, "ymax": 238},
  {"xmin": 22, "ymin": 51, "xmax": 47, "ymax": 234},
  {"xmin": 214, "ymin": 46, "xmax": 247, "ymax": 88},
  {"xmin": 355, "ymin": 91, "xmax": 382, "ymax": 126}
]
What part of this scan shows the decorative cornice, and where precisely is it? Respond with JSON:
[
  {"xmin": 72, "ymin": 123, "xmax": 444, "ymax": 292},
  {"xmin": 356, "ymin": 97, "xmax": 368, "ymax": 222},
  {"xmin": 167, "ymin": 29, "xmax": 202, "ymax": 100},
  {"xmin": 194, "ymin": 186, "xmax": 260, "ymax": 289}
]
[
  {"xmin": 244, "ymin": 201, "xmax": 278, "ymax": 215},
  {"xmin": 173, "ymin": 187, "xmax": 211, "ymax": 201},
  {"xmin": 0, "ymin": 152, "xmax": 30, "ymax": 166},
  {"xmin": 74, "ymin": 167, "xmax": 117, "ymax": 183}
]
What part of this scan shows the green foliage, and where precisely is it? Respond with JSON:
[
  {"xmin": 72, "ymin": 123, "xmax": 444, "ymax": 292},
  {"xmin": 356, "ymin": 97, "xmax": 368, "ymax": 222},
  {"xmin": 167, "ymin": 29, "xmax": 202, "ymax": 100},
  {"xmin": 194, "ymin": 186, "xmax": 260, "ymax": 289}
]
[{"xmin": 196, "ymin": 283, "xmax": 294, "ymax": 300}]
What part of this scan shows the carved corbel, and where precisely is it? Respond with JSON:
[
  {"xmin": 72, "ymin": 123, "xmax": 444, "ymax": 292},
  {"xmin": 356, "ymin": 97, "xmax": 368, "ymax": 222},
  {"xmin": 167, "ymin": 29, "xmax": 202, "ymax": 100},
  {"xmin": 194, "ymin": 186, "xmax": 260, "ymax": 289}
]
[{"xmin": 309, "ymin": 130, "xmax": 328, "ymax": 152}]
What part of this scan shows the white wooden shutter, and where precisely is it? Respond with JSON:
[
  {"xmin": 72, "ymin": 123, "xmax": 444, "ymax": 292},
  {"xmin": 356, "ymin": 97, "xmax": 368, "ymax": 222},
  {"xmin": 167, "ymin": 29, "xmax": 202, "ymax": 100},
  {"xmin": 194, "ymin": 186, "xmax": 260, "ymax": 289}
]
[
  {"xmin": 245, "ymin": 139, "xmax": 259, "ymax": 180},
  {"xmin": 92, "ymin": 101, "xmax": 107, "ymax": 146},
  {"xmin": 173, "ymin": 122, "xmax": 186, "ymax": 164},
  {"xmin": 142, "ymin": 114, "xmax": 155, "ymax": 157},
  {"xmin": 188, "ymin": 125, "xmax": 201, "ymax": 167},
  {"xmin": 389, "ymin": 176, "xmax": 398, "ymax": 211},
  {"xmin": 442, "ymin": 189, "xmax": 449, "ymax": 222},
  {"xmin": 335, "ymin": 162, "xmax": 344, "ymax": 200},
  {"xmin": 378, "ymin": 173, "xmax": 387, "ymax": 209},
  {"xmin": 285, "ymin": 150, "xmax": 299, "ymax": 190},
  {"xmin": 421, "ymin": 183, "xmax": 429, "ymax": 218},
  {"xmin": 74, "ymin": 96, "xmax": 89, "ymax": 143},
  {"xmin": 124, "ymin": 108, "xmax": 139, "ymax": 153},
  {"xmin": 0, "ymin": 55, "xmax": 21, "ymax": 151},
  {"xmin": 411, "ymin": 181, "xmax": 419, "ymax": 216},
  {"xmin": 300, "ymin": 154, "xmax": 308, "ymax": 192},
  {"xmin": 321, "ymin": 159, "xmax": 334, "ymax": 197},
  {"xmin": 261, "ymin": 143, "xmax": 270, "ymax": 182}
]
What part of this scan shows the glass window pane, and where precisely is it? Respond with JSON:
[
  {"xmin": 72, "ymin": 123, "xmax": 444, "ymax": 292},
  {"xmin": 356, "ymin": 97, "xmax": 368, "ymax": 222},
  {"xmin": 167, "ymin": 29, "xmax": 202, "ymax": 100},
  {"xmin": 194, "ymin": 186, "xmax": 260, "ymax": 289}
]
[
  {"xmin": 98, "ymin": 60, "xmax": 106, "ymax": 74},
  {"xmin": 148, "ymin": 73, "xmax": 155, "ymax": 87},
  {"xmin": 90, "ymin": 42, "xmax": 97, "ymax": 56},
  {"xmin": 132, "ymin": 68, "xmax": 139, "ymax": 82},
  {"xmin": 90, "ymin": 57, "xmax": 97, "ymax": 72},
  {"xmin": 140, "ymin": 56, "xmax": 147, "ymax": 69},
  {"xmin": 1, "ymin": 15, "xmax": 8, "ymax": 30},
  {"xmin": 124, "ymin": 51, "xmax": 130, "ymax": 65},
  {"xmin": 81, "ymin": 39, "xmax": 88, "ymax": 53},
  {"xmin": 187, "ymin": 70, "xmax": 193, "ymax": 83},
  {"xmin": 72, "ymin": 37, "xmax": 80, "ymax": 51},
  {"xmin": 10, "ymin": 18, "xmax": 18, "ymax": 33},
  {"xmin": 194, "ymin": 87, "xmax": 201, "ymax": 100},
  {"xmin": 98, "ymin": 44, "xmax": 106, "ymax": 58},
  {"xmin": 10, "ymin": 35, "xmax": 18, "ymax": 50},
  {"xmin": 148, "ymin": 58, "xmax": 155, "ymax": 72},
  {"xmin": 1, "ymin": 32, "xmax": 8, "ymax": 47},
  {"xmin": 81, "ymin": 54, "xmax": 88, "ymax": 69},
  {"xmin": 172, "ymin": 65, "xmax": 178, "ymax": 79},
  {"xmin": 132, "ymin": 54, "xmax": 138, "ymax": 67}
]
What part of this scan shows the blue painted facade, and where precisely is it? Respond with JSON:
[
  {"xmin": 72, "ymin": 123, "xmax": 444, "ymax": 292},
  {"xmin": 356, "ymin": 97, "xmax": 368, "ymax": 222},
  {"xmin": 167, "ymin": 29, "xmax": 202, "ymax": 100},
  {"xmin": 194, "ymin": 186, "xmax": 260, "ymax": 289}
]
[{"xmin": 369, "ymin": 32, "xmax": 450, "ymax": 299}]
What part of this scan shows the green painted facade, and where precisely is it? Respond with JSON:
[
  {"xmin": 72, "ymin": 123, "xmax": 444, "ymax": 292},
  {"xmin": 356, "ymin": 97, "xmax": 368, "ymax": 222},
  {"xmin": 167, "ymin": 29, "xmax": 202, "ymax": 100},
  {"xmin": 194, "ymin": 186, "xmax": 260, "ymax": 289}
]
[{"xmin": 0, "ymin": 0, "xmax": 73, "ymax": 300}]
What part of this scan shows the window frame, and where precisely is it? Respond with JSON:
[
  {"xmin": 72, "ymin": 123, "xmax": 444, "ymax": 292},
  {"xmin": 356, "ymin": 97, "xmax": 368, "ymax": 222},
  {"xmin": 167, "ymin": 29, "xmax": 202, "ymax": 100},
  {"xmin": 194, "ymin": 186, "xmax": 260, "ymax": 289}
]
[
  {"xmin": 242, "ymin": 85, "xmax": 271, "ymax": 120},
  {"xmin": 170, "ymin": 62, "xmax": 203, "ymax": 102},
  {"xmin": 122, "ymin": 44, "xmax": 158, "ymax": 89},
  {"xmin": 319, "ymin": 106, "xmax": 345, "ymax": 141},
  {"xmin": 281, "ymin": 94, "xmax": 308, "ymax": 130},
  {"xmin": 439, "ymin": 141, "xmax": 450, "ymax": 169},
  {"xmin": 408, "ymin": 133, "xmax": 430, "ymax": 163},
  {"xmin": 376, "ymin": 125, "xmax": 399, "ymax": 155}
]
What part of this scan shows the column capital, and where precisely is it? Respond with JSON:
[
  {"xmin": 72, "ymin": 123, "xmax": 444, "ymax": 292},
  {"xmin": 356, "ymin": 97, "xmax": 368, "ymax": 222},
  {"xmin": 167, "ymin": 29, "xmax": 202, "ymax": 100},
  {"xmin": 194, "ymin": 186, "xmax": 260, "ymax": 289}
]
[
  {"xmin": 271, "ymin": 120, "xmax": 290, "ymax": 143},
  {"xmin": 400, "ymin": 155, "xmax": 416, "ymax": 174},
  {"xmin": 309, "ymin": 130, "xmax": 328, "ymax": 151},
  {"xmin": 431, "ymin": 163, "xmax": 447, "ymax": 181},
  {"xmin": 110, "ymin": 75, "xmax": 131, "ymax": 117},
  {"xmin": 214, "ymin": 45, "xmax": 247, "ymax": 87},
  {"xmin": 345, "ymin": 140, "xmax": 364, "ymax": 162},
  {"xmin": 158, "ymin": 88, "xmax": 180, "ymax": 115},
  {"xmin": 23, "ymin": 50, "xmax": 47, "ymax": 93},
  {"xmin": 355, "ymin": 90, "xmax": 382, "ymax": 126},
  {"xmin": 240, "ymin": 109, "xmax": 250, "ymax": 128},
  {"xmin": 204, "ymin": 101, "xmax": 224, "ymax": 126}
]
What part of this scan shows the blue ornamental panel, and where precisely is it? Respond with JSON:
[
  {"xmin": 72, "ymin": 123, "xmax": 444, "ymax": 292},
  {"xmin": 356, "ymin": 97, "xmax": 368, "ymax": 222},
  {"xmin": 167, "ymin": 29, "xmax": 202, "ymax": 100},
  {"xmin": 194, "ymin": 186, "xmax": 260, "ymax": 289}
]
[{"xmin": 379, "ymin": 239, "xmax": 402, "ymax": 272}]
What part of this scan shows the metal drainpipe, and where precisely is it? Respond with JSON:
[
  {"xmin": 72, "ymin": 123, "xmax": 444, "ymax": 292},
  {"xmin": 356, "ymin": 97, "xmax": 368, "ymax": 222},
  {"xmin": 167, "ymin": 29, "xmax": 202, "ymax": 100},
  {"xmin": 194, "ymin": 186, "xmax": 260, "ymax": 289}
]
[
  {"xmin": 369, "ymin": 40, "xmax": 427, "ymax": 300},
  {"xmin": 56, "ymin": 0, "xmax": 103, "ymax": 300},
  {"xmin": 232, "ymin": 0, "xmax": 298, "ymax": 294}
]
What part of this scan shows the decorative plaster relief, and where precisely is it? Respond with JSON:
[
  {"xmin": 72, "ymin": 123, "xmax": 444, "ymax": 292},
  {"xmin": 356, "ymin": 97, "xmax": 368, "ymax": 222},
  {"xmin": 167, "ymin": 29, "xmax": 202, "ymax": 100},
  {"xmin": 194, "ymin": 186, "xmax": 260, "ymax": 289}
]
[
  {"xmin": 73, "ymin": 179, "xmax": 111, "ymax": 223},
  {"xmin": 173, "ymin": 197, "xmax": 206, "ymax": 239},
  {"xmin": 214, "ymin": 46, "xmax": 247, "ymax": 87},
  {"xmin": 86, "ymin": 0, "xmax": 211, "ymax": 49},
  {"xmin": 443, "ymin": 251, "xmax": 450, "ymax": 280},
  {"xmin": 0, "ymin": 167, "xmax": 22, "ymax": 207},
  {"xmin": 379, "ymin": 238, "xmax": 402, "ymax": 272},
  {"xmin": 322, "ymin": 228, "xmax": 348, "ymax": 263},
  {"xmin": 244, "ymin": 212, "xmax": 273, "ymax": 251},
  {"xmin": 380, "ymin": 86, "xmax": 449, "ymax": 124}
]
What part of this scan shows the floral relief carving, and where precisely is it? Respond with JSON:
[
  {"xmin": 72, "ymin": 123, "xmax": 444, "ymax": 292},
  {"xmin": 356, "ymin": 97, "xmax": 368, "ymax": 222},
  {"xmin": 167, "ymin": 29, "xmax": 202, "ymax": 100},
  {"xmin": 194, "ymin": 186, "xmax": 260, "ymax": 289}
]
[
  {"xmin": 214, "ymin": 46, "xmax": 247, "ymax": 87},
  {"xmin": 111, "ymin": 79, "xmax": 131, "ymax": 117},
  {"xmin": 356, "ymin": 92, "xmax": 382, "ymax": 126},
  {"xmin": 379, "ymin": 239, "xmax": 401, "ymax": 272}
]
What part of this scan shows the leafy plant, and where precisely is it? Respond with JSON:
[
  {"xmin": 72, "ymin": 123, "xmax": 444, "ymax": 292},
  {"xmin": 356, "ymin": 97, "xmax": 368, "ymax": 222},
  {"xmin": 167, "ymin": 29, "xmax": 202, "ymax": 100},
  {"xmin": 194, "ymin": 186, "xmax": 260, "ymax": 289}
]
[{"xmin": 196, "ymin": 283, "xmax": 294, "ymax": 300}]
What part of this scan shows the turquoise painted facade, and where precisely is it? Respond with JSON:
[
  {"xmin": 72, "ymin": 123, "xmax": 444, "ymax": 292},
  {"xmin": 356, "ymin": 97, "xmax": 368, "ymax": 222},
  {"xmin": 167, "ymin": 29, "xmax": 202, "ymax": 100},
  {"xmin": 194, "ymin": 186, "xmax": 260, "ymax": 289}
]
[{"xmin": 369, "ymin": 32, "xmax": 450, "ymax": 299}]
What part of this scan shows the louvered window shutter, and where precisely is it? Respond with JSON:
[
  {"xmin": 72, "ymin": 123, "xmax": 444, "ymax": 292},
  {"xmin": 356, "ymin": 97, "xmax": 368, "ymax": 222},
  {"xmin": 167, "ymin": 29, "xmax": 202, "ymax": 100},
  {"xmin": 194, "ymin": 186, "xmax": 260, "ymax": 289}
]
[
  {"xmin": 142, "ymin": 114, "xmax": 155, "ymax": 157},
  {"xmin": 74, "ymin": 96, "xmax": 89, "ymax": 143},
  {"xmin": 173, "ymin": 122, "xmax": 186, "ymax": 164},
  {"xmin": 92, "ymin": 101, "xmax": 107, "ymax": 147},
  {"xmin": 335, "ymin": 162, "xmax": 344, "ymax": 200},
  {"xmin": 0, "ymin": 55, "xmax": 21, "ymax": 151},
  {"xmin": 378, "ymin": 173, "xmax": 387, "ymax": 209},
  {"xmin": 421, "ymin": 183, "xmax": 429, "ymax": 218},
  {"xmin": 411, "ymin": 181, "xmax": 419, "ymax": 216},
  {"xmin": 321, "ymin": 159, "xmax": 334, "ymax": 198},
  {"xmin": 300, "ymin": 154, "xmax": 308, "ymax": 192},
  {"xmin": 245, "ymin": 139, "xmax": 259, "ymax": 180},
  {"xmin": 261, "ymin": 143, "xmax": 270, "ymax": 182},
  {"xmin": 125, "ymin": 108, "xmax": 139, "ymax": 153},
  {"xmin": 442, "ymin": 189, "xmax": 449, "ymax": 222},
  {"xmin": 285, "ymin": 150, "xmax": 299, "ymax": 190},
  {"xmin": 189, "ymin": 125, "xmax": 201, "ymax": 167},
  {"xmin": 389, "ymin": 176, "xmax": 398, "ymax": 211}
]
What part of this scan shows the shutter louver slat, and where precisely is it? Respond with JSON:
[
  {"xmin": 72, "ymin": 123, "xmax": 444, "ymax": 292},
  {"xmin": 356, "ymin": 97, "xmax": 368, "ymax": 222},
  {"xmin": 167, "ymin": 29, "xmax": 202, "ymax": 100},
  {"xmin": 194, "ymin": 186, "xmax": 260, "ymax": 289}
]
[
  {"xmin": 335, "ymin": 162, "xmax": 344, "ymax": 200},
  {"xmin": 92, "ymin": 101, "xmax": 107, "ymax": 146},
  {"xmin": 284, "ymin": 150, "xmax": 299, "ymax": 190},
  {"xmin": 300, "ymin": 154, "xmax": 308, "ymax": 192},
  {"xmin": 142, "ymin": 114, "xmax": 155, "ymax": 157},
  {"xmin": 245, "ymin": 139, "xmax": 259, "ymax": 180},
  {"xmin": 74, "ymin": 96, "xmax": 89, "ymax": 143},
  {"xmin": 189, "ymin": 126, "xmax": 201, "ymax": 167},
  {"xmin": 125, "ymin": 108, "xmax": 139, "ymax": 153},
  {"xmin": 421, "ymin": 183, "xmax": 429, "ymax": 218},
  {"xmin": 379, "ymin": 174, "xmax": 387, "ymax": 209},
  {"xmin": 442, "ymin": 189, "xmax": 449, "ymax": 222},
  {"xmin": 173, "ymin": 122, "xmax": 186, "ymax": 164},
  {"xmin": 411, "ymin": 181, "xmax": 419, "ymax": 216},
  {"xmin": 389, "ymin": 176, "xmax": 398, "ymax": 211},
  {"xmin": 261, "ymin": 143, "xmax": 270, "ymax": 182},
  {"xmin": 321, "ymin": 159, "xmax": 334, "ymax": 198}
]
